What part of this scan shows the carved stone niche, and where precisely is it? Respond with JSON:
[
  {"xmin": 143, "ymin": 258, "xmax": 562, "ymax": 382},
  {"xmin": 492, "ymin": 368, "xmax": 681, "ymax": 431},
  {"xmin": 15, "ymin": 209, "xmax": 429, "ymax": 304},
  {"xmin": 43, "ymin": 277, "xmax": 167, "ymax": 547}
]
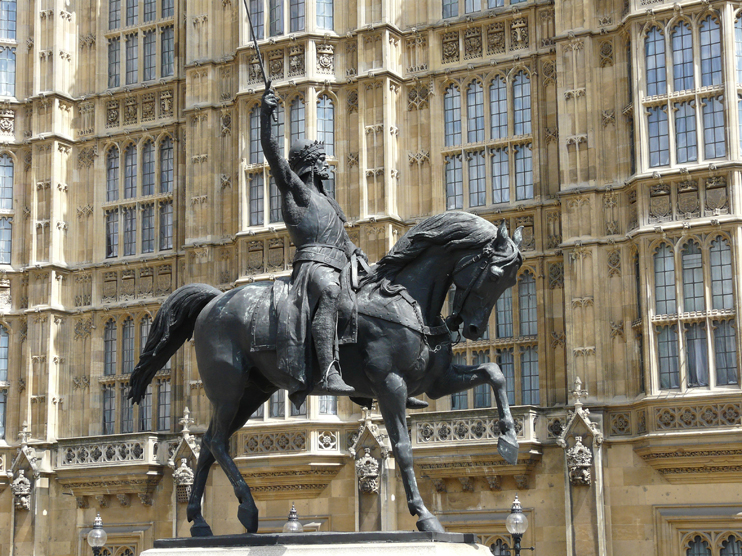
[
  {"xmin": 557, "ymin": 378, "xmax": 603, "ymax": 487},
  {"xmin": 168, "ymin": 407, "xmax": 200, "ymax": 504}
]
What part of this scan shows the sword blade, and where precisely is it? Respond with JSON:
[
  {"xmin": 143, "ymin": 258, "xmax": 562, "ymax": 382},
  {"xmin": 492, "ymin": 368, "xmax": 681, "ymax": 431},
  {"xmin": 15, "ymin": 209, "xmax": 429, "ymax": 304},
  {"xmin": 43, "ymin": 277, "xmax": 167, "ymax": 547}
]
[{"xmin": 241, "ymin": 0, "xmax": 269, "ymax": 86}]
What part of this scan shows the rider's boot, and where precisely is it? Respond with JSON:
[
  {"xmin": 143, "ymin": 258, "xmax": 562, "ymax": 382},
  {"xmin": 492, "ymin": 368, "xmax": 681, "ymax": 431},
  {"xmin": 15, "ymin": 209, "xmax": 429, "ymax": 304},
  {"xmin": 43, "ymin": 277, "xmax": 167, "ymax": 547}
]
[{"xmin": 319, "ymin": 360, "xmax": 355, "ymax": 394}]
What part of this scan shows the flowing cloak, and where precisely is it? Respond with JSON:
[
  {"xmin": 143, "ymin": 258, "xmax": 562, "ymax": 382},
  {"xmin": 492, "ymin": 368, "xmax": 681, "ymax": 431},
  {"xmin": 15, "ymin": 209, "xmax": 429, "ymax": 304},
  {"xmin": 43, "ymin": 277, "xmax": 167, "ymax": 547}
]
[{"xmin": 277, "ymin": 188, "xmax": 350, "ymax": 397}]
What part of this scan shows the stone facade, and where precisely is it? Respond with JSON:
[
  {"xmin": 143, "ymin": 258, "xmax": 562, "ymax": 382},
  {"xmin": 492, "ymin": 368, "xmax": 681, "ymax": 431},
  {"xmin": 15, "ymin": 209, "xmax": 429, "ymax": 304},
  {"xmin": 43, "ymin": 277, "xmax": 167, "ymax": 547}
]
[{"xmin": 0, "ymin": 0, "xmax": 741, "ymax": 555}]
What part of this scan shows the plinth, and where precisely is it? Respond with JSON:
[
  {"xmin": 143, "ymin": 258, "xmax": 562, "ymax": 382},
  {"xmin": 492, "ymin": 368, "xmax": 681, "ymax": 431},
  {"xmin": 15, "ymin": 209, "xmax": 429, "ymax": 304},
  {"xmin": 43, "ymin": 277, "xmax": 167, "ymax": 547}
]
[{"xmin": 142, "ymin": 531, "xmax": 489, "ymax": 556}]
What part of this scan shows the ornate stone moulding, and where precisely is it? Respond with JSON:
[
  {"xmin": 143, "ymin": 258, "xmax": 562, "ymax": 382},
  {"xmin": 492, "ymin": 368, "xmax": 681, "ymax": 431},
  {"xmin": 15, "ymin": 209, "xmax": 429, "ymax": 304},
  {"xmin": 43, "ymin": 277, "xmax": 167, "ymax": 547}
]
[
  {"xmin": 634, "ymin": 439, "xmax": 742, "ymax": 485},
  {"xmin": 55, "ymin": 467, "xmax": 164, "ymax": 507},
  {"xmin": 413, "ymin": 446, "xmax": 542, "ymax": 484},
  {"xmin": 235, "ymin": 454, "xmax": 347, "ymax": 500}
]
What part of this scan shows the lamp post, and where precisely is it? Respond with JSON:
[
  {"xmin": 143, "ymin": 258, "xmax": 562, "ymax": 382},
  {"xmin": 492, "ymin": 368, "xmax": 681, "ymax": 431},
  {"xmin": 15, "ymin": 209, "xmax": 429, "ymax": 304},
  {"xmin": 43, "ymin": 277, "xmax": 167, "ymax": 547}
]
[
  {"xmin": 87, "ymin": 514, "xmax": 107, "ymax": 556},
  {"xmin": 504, "ymin": 495, "xmax": 533, "ymax": 556},
  {"xmin": 282, "ymin": 503, "xmax": 304, "ymax": 533}
]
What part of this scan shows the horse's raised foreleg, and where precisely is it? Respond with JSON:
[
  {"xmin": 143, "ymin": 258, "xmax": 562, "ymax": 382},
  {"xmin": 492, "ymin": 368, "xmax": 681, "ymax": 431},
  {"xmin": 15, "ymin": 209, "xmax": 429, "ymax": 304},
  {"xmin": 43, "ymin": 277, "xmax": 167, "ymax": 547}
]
[
  {"xmin": 374, "ymin": 373, "xmax": 445, "ymax": 533},
  {"xmin": 426, "ymin": 362, "xmax": 518, "ymax": 464}
]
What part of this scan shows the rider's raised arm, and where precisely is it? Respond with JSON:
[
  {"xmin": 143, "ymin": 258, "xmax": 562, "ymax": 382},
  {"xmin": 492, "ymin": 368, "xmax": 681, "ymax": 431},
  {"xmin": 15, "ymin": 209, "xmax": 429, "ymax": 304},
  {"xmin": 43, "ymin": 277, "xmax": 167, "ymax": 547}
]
[{"xmin": 260, "ymin": 87, "xmax": 308, "ymax": 202}]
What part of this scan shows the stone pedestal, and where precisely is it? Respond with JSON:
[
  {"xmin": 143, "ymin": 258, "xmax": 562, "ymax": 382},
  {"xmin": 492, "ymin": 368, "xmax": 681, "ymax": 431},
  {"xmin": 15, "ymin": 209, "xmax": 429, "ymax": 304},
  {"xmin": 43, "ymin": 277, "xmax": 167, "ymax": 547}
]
[{"xmin": 142, "ymin": 532, "xmax": 489, "ymax": 556}]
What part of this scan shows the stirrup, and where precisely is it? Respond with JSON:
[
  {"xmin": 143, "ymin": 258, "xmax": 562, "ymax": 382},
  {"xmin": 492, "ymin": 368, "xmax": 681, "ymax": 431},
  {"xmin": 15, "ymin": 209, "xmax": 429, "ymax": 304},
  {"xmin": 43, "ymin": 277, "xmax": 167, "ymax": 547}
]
[{"xmin": 318, "ymin": 361, "xmax": 355, "ymax": 394}]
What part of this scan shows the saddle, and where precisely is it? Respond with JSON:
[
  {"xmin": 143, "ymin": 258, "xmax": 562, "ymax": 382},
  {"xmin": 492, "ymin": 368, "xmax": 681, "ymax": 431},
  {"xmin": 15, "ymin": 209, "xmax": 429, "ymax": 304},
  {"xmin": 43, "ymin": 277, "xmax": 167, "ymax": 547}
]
[{"xmin": 249, "ymin": 256, "xmax": 449, "ymax": 352}]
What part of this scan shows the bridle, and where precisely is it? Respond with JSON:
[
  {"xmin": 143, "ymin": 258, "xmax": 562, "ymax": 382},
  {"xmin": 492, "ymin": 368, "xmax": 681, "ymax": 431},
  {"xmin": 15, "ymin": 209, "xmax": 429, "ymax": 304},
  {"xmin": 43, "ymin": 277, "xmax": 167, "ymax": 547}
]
[{"xmin": 447, "ymin": 240, "xmax": 521, "ymax": 329}]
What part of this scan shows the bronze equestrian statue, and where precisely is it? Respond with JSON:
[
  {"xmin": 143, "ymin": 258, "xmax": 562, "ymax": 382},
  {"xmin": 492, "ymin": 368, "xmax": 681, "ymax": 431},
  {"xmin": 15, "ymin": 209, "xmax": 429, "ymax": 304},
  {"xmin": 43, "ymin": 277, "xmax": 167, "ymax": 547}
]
[{"xmin": 129, "ymin": 88, "xmax": 524, "ymax": 537}]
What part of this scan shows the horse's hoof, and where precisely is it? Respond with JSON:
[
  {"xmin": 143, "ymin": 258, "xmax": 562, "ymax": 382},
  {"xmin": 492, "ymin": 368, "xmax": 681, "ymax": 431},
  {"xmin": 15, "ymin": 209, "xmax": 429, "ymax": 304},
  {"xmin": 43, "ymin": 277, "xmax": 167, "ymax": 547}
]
[
  {"xmin": 238, "ymin": 503, "xmax": 259, "ymax": 533},
  {"xmin": 417, "ymin": 515, "xmax": 445, "ymax": 533},
  {"xmin": 190, "ymin": 522, "xmax": 213, "ymax": 537},
  {"xmin": 498, "ymin": 433, "xmax": 519, "ymax": 465}
]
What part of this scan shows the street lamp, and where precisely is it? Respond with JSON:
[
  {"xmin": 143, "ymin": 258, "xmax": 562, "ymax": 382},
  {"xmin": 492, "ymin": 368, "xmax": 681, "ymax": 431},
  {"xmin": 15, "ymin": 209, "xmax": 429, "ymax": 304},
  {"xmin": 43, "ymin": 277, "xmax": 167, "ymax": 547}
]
[
  {"xmin": 504, "ymin": 495, "xmax": 533, "ymax": 555},
  {"xmin": 87, "ymin": 514, "xmax": 107, "ymax": 556},
  {"xmin": 282, "ymin": 503, "xmax": 304, "ymax": 533}
]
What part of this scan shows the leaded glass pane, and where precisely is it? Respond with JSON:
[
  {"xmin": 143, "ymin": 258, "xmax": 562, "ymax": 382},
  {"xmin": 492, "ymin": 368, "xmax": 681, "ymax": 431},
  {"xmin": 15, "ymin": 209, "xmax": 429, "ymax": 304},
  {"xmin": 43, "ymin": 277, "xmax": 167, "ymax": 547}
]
[
  {"xmin": 139, "ymin": 385, "xmax": 152, "ymax": 431},
  {"xmin": 488, "ymin": 0, "xmax": 504, "ymax": 7},
  {"xmin": 158, "ymin": 380, "xmax": 171, "ymax": 431},
  {"xmin": 250, "ymin": 173, "xmax": 264, "ymax": 226},
  {"xmin": 317, "ymin": 95, "xmax": 335, "ymax": 156},
  {"xmin": 685, "ymin": 323, "xmax": 708, "ymax": 387},
  {"xmin": 124, "ymin": 144, "xmax": 137, "ymax": 198},
  {"xmin": 710, "ymin": 237, "xmax": 734, "ymax": 310},
  {"xmin": 491, "ymin": 147, "xmax": 509, "ymax": 203},
  {"xmin": 0, "ymin": 154, "xmax": 12, "ymax": 210},
  {"xmin": 162, "ymin": 0, "xmax": 174, "ymax": 17},
  {"xmin": 0, "ymin": 218, "xmax": 10, "ymax": 264},
  {"xmin": 317, "ymin": 0, "xmax": 333, "ymax": 30},
  {"xmin": 249, "ymin": 105, "xmax": 263, "ymax": 164},
  {"xmin": 126, "ymin": 0, "xmax": 137, "ymax": 25},
  {"xmin": 324, "ymin": 166, "xmax": 335, "ymax": 199},
  {"xmin": 0, "ymin": 1, "xmax": 16, "ymax": 40},
  {"xmin": 672, "ymin": 22, "xmax": 694, "ymax": 91},
  {"xmin": 269, "ymin": 177, "xmax": 283, "ymax": 223},
  {"xmin": 0, "ymin": 326, "xmax": 7, "ymax": 381},
  {"xmin": 648, "ymin": 106, "xmax": 669, "ymax": 167},
  {"xmin": 0, "ymin": 390, "xmax": 5, "ymax": 439},
  {"xmin": 125, "ymin": 34, "xmax": 138, "ymax": 84},
  {"xmin": 700, "ymin": 17, "xmax": 722, "ymax": 87},
  {"xmin": 467, "ymin": 81, "xmax": 485, "ymax": 143},
  {"xmin": 720, "ymin": 535, "xmax": 742, "ymax": 556},
  {"xmin": 737, "ymin": 18, "xmax": 742, "ymax": 85},
  {"xmin": 123, "ymin": 207, "xmax": 136, "ymax": 256},
  {"xmin": 144, "ymin": 0, "xmax": 156, "ymax": 22},
  {"xmin": 703, "ymin": 96, "xmax": 726, "ymax": 159},
  {"xmin": 521, "ymin": 347, "xmax": 539, "ymax": 405},
  {"xmin": 104, "ymin": 320, "xmax": 117, "ymax": 376},
  {"xmin": 497, "ymin": 348, "xmax": 515, "ymax": 405},
  {"xmin": 444, "ymin": 85, "xmax": 462, "ymax": 147},
  {"xmin": 445, "ymin": 155, "xmax": 463, "ymax": 210},
  {"xmin": 269, "ymin": 0, "xmax": 283, "ymax": 37},
  {"xmin": 451, "ymin": 352, "xmax": 468, "ymax": 409},
  {"xmin": 674, "ymin": 102, "xmax": 697, "ymax": 163},
  {"xmin": 249, "ymin": 0, "xmax": 264, "ymax": 39},
  {"xmin": 465, "ymin": 0, "xmax": 481, "ymax": 13},
  {"xmin": 160, "ymin": 138, "xmax": 173, "ymax": 193},
  {"xmin": 143, "ymin": 31, "xmax": 156, "ymax": 81},
  {"xmin": 270, "ymin": 390, "xmax": 285, "ymax": 417},
  {"xmin": 715, "ymin": 320, "xmax": 738, "ymax": 386},
  {"xmin": 473, "ymin": 350, "xmax": 491, "ymax": 408},
  {"xmin": 0, "ymin": 47, "xmax": 14, "ymax": 97},
  {"xmin": 645, "ymin": 28, "xmax": 666, "ymax": 96},
  {"xmin": 106, "ymin": 210, "xmax": 119, "ymax": 258},
  {"xmin": 161, "ymin": 27, "xmax": 174, "ymax": 77},
  {"xmin": 103, "ymin": 385, "xmax": 116, "ymax": 434},
  {"xmin": 443, "ymin": 0, "xmax": 457, "ymax": 18},
  {"xmin": 496, "ymin": 287, "xmax": 513, "ymax": 338},
  {"xmin": 159, "ymin": 202, "xmax": 172, "ymax": 250},
  {"xmin": 490, "ymin": 77, "xmax": 507, "ymax": 139},
  {"xmin": 490, "ymin": 539, "xmax": 511, "ymax": 556},
  {"xmin": 290, "ymin": 97, "xmax": 305, "ymax": 145},
  {"xmin": 142, "ymin": 206, "xmax": 154, "ymax": 253},
  {"xmin": 108, "ymin": 38, "xmax": 121, "ymax": 88},
  {"xmin": 290, "ymin": 0, "xmax": 305, "ymax": 32},
  {"xmin": 657, "ymin": 325, "xmax": 679, "ymax": 389},
  {"xmin": 468, "ymin": 151, "xmax": 486, "ymax": 207},
  {"xmin": 654, "ymin": 243, "xmax": 676, "ymax": 314},
  {"xmin": 513, "ymin": 72, "xmax": 531, "ymax": 135},
  {"xmin": 291, "ymin": 398, "xmax": 307, "ymax": 416},
  {"xmin": 319, "ymin": 395, "xmax": 337, "ymax": 415},
  {"xmin": 514, "ymin": 144, "xmax": 533, "ymax": 200},
  {"xmin": 109, "ymin": 0, "xmax": 121, "ymax": 30},
  {"xmin": 682, "ymin": 242, "xmax": 704, "ymax": 312},
  {"xmin": 142, "ymin": 141, "xmax": 154, "ymax": 196},
  {"xmin": 121, "ymin": 386, "xmax": 133, "ymax": 433},
  {"xmin": 687, "ymin": 536, "xmax": 711, "ymax": 556},
  {"xmin": 519, "ymin": 272, "xmax": 537, "ymax": 336},
  {"xmin": 272, "ymin": 102, "xmax": 285, "ymax": 156}
]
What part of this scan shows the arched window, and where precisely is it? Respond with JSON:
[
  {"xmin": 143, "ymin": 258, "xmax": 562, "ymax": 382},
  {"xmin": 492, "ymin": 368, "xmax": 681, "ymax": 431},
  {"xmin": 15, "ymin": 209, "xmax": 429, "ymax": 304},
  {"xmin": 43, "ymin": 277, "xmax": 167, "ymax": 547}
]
[
  {"xmin": 0, "ymin": 153, "xmax": 11, "ymax": 210},
  {"xmin": 160, "ymin": 137, "xmax": 173, "ymax": 193},
  {"xmin": 0, "ymin": 1, "xmax": 17, "ymax": 41},
  {"xmin": 518, "ymin": 271, "xmax": 537, "ymax": 336},
  {"xmin": 140, "ymin": 315, "xmax": 152, "ymax": 355},
  {"xmin": 674, "ymin": 101, "xmax": 697, "ymax": 163},
  {"xmin": 317, "ymin": 95, "xmax": 335, "ymax": 156},
  {"xmin": 249, "ymin": 173, "xmax": 264, "ymax": 226},
  {"xmin": 142, "ymin": 141, "xmax": 155, "ymax": 196},
  {"xmin": 645, "ymin": 27, "xmax": 666, "ymax": 97},
  {"xmin": 672, "ymin": 22, "xmax": 694, "ymax": 91},
  {"xmin": 654, "ymin": 243, "xmax": 676, "ymax": 314},
  {"xmin": 289, "ymin": 97, "xmax": 305, "ymax": 146},
  {"xmin": 468, "ymin": 150, "xmax": 486, "ymax": 207},
  {"xmin": 720, "ymin": 535, "xmax": 742, "ymax": 555},
  {"xmin": 513, "ymin": 71, "xmax": 531, "ymax": 135},
  {"xmin": 521, "ymin": 346, "xmax": 539, "ymax": 404},
  {"xmin": 700, "ymin": 17, "xmax": 722, "ymax": 87},
  {"xmin": 490, "ymin": 76, "xmax": 507, "ymax": 139},
  {"xmin": 466, "ymin": 81, "xmax": 484, "ymax": 143},
  {"xmin": 124, "ymin": 144, "xmax": 137, "ymax": 198},
  {"xmin": 0, "ymin": 217, "xmax": 11, "ymax": 264},
  {"xmin": 104, "ymin": 320, "xmax": 117, "ymax": 376},
  {"xmin": 657, "ymin": 325, "xmax": 679, "ymax": 389},
  {"xmin": 0, "ymin": 325, "xmax": 8, "ymax": 382},
  {"xmin": 710, "ymin": 236, "xmax": 733, "ymax": 310},
  {"xmin": 491, "ymin": 147, "xmax": 509, "ymax": 204},
  {"xmin": 496, "ymin": 348, "xmax": 515, "ymax": 405},
  {"xmin": 514, "ymin": 143, "xmax": 533, "ymax": 200},
  {"xmin": 269, "ymin": 177, "xmax": 282, "ymax": 223},
  {"xmin": 702, "ymin": 96, "xmax": 726, "ymax": 159},
  {"xmin": 249, "ymin": 105, "xmax": 263, "ymax": 164},
  {"xmin": 443, "ymin": 85, "xmax": 462, "ymax": 147},
  {"xmin": 489, "ymin": 539, "xmax": 510, "ymax": 555},
  {"xmin": 682, "ymin": 241, "xmax": 704, "ymax": 312},
  {"xmin": 107, "ymin": 147, "xmax": 120, "ymax": 202},
  {"xmin": 122, "ymin": 317, "xmax": 135, "ymax": 374},
  {"xmin": 496, "ymin": 287, "xmax": 513, "ymax": 338},
  {"xmin": 686, "ymin": 536, "xmax": 711, "ymax": 556}
]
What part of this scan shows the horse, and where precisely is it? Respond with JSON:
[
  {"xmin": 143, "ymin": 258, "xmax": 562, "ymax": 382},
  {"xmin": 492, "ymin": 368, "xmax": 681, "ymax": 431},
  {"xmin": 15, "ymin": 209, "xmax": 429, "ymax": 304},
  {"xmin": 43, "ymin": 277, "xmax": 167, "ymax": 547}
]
[{"xmin": 128, "ymin": 211, "xmax": 523, "ymax": 536}]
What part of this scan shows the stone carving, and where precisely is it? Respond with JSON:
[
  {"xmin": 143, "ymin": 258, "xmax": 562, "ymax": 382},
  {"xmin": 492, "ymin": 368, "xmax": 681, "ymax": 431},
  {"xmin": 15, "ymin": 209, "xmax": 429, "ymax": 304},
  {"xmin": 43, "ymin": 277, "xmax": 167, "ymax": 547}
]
[
  {"xmin": 610, "ymin": 412, "xmax": 631, "ymax": 435},
  {"xmin": 77, "ymin": 146, "xmax": 97, "ymax": 169},
  {"xmin": 442, "ymin": 31, "xmax": 459, "ymax": 63},
  {"xmin": 486, "ymin": 475, "xmax": 501, "ymax": 490},
  {"xmin": 487, "ymin": 23, "xmax": 505, "ymax": 55},
  {"xmin": 599, "ymin": 40, "xmax": 613, "ymax": 67},
  {"xmin": 355, "ymin": 448, "xmax": 380, "ymax": 494},
  {"xmin": 220, "ymin": 110, "xmax": 232, "ymax": 136},
  {"xmin": 318, "ymin": 431, "xmax": 338, "ymax": 451},
  {"xmin": 62, "ymin": 441, "xmax": 146, "ymax": 466},
  {"xmin": 607, "ymin": 250, "xmax": 620, "ymax": 277},
  {"xmin": 550, "ymin": 331, "xmax": 566, "ymax": 349},
  {"xmin": 268, "ymin": 49, "xmax": 284, "ymax": 80},
  {"xmin": 417, "ymin": 416, "xmax": 525, "ymax": 443},
  {"xmin": 464, "ymin": 28, "xmax": 482, "ymax": 59},
  {"xmin": 173, "ymin": 458, "xmax": 194, "ymax": 502},
  {"xmin": 542, "ymin": 60, "xmax": 556, "ymax": 87},
  {"xmin": 160, "ymin": 89, "xmax": 173, "ymax": 117},
  {"xmin": 705, "ymin": 177, "xmax": 728, "ymax": 215},
  {"xmin": 11, "ymin": 469, "xmax": 32, "ymax": 510},
  {"xmin": 548, "ymin": 263, "xmax": 564, "ymax": 289},
  {"xmin": 316, "ymin": 44, "xmax": 334, "ymax": 74},
  {"xmin": 106, "ymin": 100, "xmax": 119, "ymax": 127},
  {"xmin": 243, "ymin": 431, "xmax": 307, "ymax": 454},
  {"xmin": 347, "ymin": 89, "xmax": 358, "ymax": 113},
  {"xmin": 510, "ymin": 18, "xmax": 528, "ymax": 50},
  {"xmin": 565, "ymin": 436, "xmax": 592, "ymax": 485},
  {"xmin": 601, "ymin": 109, "xmax": 615, "ymax": 126},
  {"xmin": 459, "ymin": 477, "xmax": 475, "ymax": 492},
  {"xmin": 655, "ymin": 402, "xmax": 741, "ymax": 431},
  {"xmin": 142, "ymin": 93, "xmax": 156, "ymax": 121},
  {"xmin": 124, "ymin": 97, "xmax": 138, "ymax": 125},
  {"xmin": 0, "ymin": 108, "xmax": 14, "ymax": 135},
  {"xmin": 407, "ymin": 83, "xmax": 430, "ymax": 110},
  {"xmin": 288, "ymin": 45, "xmax": 305, "ymax": 77}
]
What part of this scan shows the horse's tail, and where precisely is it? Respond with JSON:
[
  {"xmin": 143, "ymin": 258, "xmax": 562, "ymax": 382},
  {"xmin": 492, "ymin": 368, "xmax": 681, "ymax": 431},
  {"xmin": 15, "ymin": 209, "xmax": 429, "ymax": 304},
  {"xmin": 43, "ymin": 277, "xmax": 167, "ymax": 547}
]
[{"xmin": 129, "ymin": 283, "xmax": 221, "ymax": 404}]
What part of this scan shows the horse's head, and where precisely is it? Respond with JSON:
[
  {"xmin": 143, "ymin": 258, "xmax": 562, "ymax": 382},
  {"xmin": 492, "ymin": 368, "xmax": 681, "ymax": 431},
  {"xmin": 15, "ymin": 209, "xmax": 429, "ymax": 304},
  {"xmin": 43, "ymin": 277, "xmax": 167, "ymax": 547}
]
[{"xmin": 450, "ymin": 222, "xmax": 523, "ymax": 340}]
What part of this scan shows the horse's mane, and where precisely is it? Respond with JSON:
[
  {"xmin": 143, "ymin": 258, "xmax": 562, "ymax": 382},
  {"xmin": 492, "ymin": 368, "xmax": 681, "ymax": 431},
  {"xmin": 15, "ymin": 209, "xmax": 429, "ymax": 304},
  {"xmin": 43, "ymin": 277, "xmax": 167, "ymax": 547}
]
[{"xmin": 363, "ymin": 212, "xmax": 500, "ymax": 287}]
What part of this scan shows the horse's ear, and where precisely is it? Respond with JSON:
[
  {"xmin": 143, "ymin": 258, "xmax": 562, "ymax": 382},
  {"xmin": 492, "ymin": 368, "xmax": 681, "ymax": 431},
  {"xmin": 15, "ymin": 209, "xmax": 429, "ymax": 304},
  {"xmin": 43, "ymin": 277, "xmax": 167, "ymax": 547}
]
[
  {"xmin": 497, "ymin": 221, "xmax": 509, "ymax": 245},
  {"xmin": 513, "ymin": 226, "xmax": 524, "ymax": 249}
]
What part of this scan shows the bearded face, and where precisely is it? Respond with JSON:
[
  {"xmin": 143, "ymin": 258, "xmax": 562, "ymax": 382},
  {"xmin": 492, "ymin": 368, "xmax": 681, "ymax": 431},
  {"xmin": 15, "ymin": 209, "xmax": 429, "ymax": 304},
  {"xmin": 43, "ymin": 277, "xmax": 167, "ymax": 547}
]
[{"xmin": 314, "ymin": 154, "xmax": 330, "ymax": 181}]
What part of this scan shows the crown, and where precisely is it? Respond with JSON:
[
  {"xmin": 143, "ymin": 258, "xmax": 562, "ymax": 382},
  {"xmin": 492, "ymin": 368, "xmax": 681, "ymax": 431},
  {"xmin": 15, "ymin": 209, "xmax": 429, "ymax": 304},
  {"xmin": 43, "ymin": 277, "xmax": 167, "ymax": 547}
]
[{"xmin": 288, "ymin": 140, "xmax": 325, "ymax": 168}]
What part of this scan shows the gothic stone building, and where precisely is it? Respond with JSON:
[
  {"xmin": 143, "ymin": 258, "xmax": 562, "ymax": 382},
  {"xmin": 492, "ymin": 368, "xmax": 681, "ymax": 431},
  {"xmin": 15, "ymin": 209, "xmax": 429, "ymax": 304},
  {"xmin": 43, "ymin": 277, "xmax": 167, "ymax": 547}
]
[{"xmin": 0, "ymin": 0, "xmax": 741, "ymax": 555}]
